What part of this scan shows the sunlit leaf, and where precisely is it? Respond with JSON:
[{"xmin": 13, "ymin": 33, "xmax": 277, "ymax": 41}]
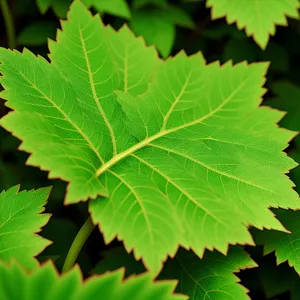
[
  {"xmin": 0, "ymin": 0, "xmax": 299, "ymax": 276},
  {"xmin": 207, "ymin": 0, "xmax": 300, "ymax": 49},
  {"xmin": 0, "ymin": 261, "xmax": 187, "ymax": 300},
  {"xmin": 0, "ymin": 185, "xmax": 51, "ymax": 269}
]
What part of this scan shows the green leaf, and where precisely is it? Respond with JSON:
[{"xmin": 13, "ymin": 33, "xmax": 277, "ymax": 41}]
[
  {"xmin": 162, "ymin": 6, "xmax": 195, "ymax": 29},
  {"xmin": 36, "ymin": 0, "xmax": 51, "ymax": 14},
  {"xmin": 130, "ymin": 4, "xmax": 195, "ymax": 58},
  {"xmin": 93, "ymin": 246, "xmax": 146, "ymax": 277},
  {"xmin": 267, "ymin": 81, "xmax": 300, "ymax": 132},
  {"xmin": 261, "ymin": 43, "xmax": 289, "ymax": 72},
  {"xmin": 93, "ymin": 246, "xmax": 256, "ymax": 300},
  {"xmin": 17, "ymin": 21, "xmax": 57, "ymax": 46},
  {"xmin": 0, "ymin": 261, "xmax": 187, "ymax": 300},
  {"xmin": 254, "ymin": 210, "xmax": 300, "ymax": 275},
  {"xmin": 130, "ymin": 9, "xmax": 175, "ymax": 58},
  {"xmin": 266, "ymin": 81, "xmax": 300, "ymax": 194},
  {"xmin": 222, "ymin": 38, "xmax": 259, "ymax": 64},
  {"xmin": 36, "ymin": 0, "xmax": 72, "ymax": 18},
  {"xmin": 160, "ymin": 247, "xmax": 256, "ymax": 300},
  {"xmin": 0, "ymin": 0, "xmax": 299, "ymax": 276},
  {"xmin": 37, "ymin": 0, "xmax": 131, "ymax": 19},
  {"xmin": 82, "ymin": 0, "xmax": 131, "ymax": 19},
  {"xmin": 203, "ymin": 24, "xmax": 246, "ymax": 40},
  {"xmin": 258, "ymin": 262, "xmax": 300, "ymax": 300},
  {"xmin": 0, "ymin": 186, "xmax": 51, "ymax": 269},
  {"xmin": 222, "ymin": 40, "xmax": 289, "ymax": 72},
  {"xmin": 207, "ymin": 0, "xmax": 300, "ymax": 49},
  {"xmin": 1, "ymin": 1, "xmax": 159, "ymax": 203},
  {"xmin": 133, "ymin": 0, "xmax": 168, "ymax": 8}
]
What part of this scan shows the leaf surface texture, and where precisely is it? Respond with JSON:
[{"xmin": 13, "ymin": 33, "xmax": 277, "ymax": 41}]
[
  {"xmin": 160, "ymin": 247, "xmax": 256, "ymax": 300},
  {"xmin": 0, "ymin": 261, "xmax": 186, "ymax": 300},
  {"xmin": 0, "ymin": 186, "xmax": 51, "ymax": 269},
  {"xmin": 207, "ymin": 0, "xmax": 300, "ymax": 49},
  {"xmin": 93, "ymin": 246, "xmax": 256, "ymax": 300},
  {"xmin": 255, "ymin": 210, "xmax": 300, "ymax": 275},
  {"xmin": 0, "ymin": 0, "xmax": 299, "ymax": 275}
]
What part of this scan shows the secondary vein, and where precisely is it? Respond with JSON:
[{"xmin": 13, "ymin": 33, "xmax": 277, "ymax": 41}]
[{"xmin": 96, "ymin": 77, "xmax": 248, "ymax": 176}]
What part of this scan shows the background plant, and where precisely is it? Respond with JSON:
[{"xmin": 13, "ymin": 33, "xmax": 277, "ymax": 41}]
[{"xmin": 0, "ymin": 0, "xmax": 300, "ymax": 299}]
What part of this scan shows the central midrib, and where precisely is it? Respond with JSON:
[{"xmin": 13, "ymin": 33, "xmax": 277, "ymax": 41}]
[{"xmin": 95, "ymin": 77, "xmax": 247, "ymax": 177}]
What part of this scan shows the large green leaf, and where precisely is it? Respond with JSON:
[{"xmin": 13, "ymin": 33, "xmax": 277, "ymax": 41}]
[
  {"xmin": 94, "ymin": 246, "xmax": 256, "ymax": 300},
  {"xmin": 0, "ymin": 261, "xmax": 186, "ymax": 300},
  {"xmin": 253, "ymin": 80, "xmax": 300, "ymax": 279},
  {"xmin": 160, "ymin": 247, "xmax": 256, "ymax": 300},
  {"xmin": 0, "ymin": 186, "xmax": 51, "ymax": 269},
  {"xmin": 0, "ymin": 0, "xmax": 299, "ymax": 276},
  {"xmin": 207, "ymin": 0, "xmax": 300, "ymax": 49},
  {"xmin": 266, "ymin": 82, "xmax": 300, "ymax": 196}
]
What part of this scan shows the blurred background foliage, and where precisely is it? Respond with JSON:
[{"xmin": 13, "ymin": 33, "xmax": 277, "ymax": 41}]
[{"xmin": 0, "ymin": 0, "xmax": 300, "ymax": 299}]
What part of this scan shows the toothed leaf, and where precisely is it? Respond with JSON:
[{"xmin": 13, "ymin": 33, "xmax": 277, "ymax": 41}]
[
  {"xmin": 0, "ymin": 0, "xmax": 299, "ymax": 276},
  {"xmin": 0, "ymin": 186, "xmax": 51, "ymax": 269},
  {"xmin": 0, "ymin": 261, "xmax": 186, "ymax": 300},
  {"xmin": 207, "ymin": 0, "xmax": 300, "ymax": 49}
]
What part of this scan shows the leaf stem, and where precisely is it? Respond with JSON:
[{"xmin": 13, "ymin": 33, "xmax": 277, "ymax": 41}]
[
  {"xmin": 0, "ymin": 0, "xmax": 16, "ymax": 49},
  {"xmin": 62, "ymin": 216, "xmax": 95, "ymax": 273}
]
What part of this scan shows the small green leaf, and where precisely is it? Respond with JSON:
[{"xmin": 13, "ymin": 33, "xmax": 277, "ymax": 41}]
[
  {"xmin": 36, "ymin": 0, "xmax": 51, "ymax": 14},
  {"xmin": 0, "ymin": 261, "xmax": 187, "ymax": 300},
  {"xmin": 261, "ymin": 43, "xmax": 289, "ymax": 72},
  {"xmin": 259, "ymin": 262, "xmax": 300, "ymax": 300},
  {"xmin": 36, "ymin": 0, "xmax": 72, "ymax": 18},
  {"xmin": 254, "ymin": 210, "xmax": 300, "ymax": 275},
  {"xmin": 130, "ymin": 9, "xmax": 176, "ymax": 58},
  {"xmin": 222, "ymin": 38, "xmax": 259, "ymax": 64},
  {"xmin": 160, "ymin": 247, "xmax": 256, "ymax": 300},
  {"xmin": 162, "ymin": 5, "xmax": 195, "ymax": 29},
  {"xmin": 17, "ymin": 21, "xmax": 57, "ymax": 46},
  {"xmin": 130, "ymin": 3, "xmax": 195, "ymax": 57},
  {"xmin": 93, "ymin": 246, "xmax": 146, "ymax": 277},
  {"xmin": 207, "ymin": 0, "xmax": 300, "ymax": 49},
  {"xmin": 0, "ymin": 185, "xmax": 51, "ymax": 269},
  {"xmin": 268, "ymin": 81, "xmax": 300, "ymax": 132}
]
